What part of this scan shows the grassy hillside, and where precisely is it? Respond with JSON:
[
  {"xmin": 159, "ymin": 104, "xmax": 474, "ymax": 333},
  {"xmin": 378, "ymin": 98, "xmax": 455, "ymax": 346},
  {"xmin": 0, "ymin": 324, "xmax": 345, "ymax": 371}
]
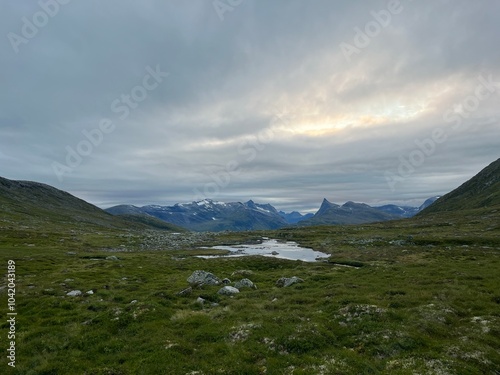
[
  {"xmin": 0, "ymin": 176, "xmax": 182, "ymax": 233},
  {"xmin": 419, "ymin": 158, "xmax": 500, "ymax": 215}
]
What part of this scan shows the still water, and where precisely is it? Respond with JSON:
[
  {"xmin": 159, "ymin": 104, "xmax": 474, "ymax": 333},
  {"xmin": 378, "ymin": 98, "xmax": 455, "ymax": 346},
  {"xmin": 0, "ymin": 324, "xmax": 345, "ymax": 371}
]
[{"xmin": 197, "ymin": 238, "xmax": 330, "ymax": 262}]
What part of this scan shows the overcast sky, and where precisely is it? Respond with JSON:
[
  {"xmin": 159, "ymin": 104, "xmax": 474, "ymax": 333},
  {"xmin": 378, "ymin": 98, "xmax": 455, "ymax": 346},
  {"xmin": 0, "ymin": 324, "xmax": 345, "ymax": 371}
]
[{"xmin": 1, "ymin": 0, "xmax": 499, "ymax": 213}]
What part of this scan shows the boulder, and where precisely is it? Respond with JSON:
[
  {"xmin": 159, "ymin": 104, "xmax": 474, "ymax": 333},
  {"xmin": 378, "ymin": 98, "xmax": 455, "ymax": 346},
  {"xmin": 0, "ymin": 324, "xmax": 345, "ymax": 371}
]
[
  {"xmin": 222, "ymin": 278, "xmax": 231, "ymax": 285},
  {"xmin": 196, "ymin": 297, "xmax": 206, "ymax": 304},
  {"xmin": 234, "ymin": 278, "xmax": 257, "ymax": 290},
  {"xmin": 276, "ymin": 276, "xmax": 304, "ymax": 288},
  {"xmin": 187, "ymin": 270, "xmax": 221, "ymax": 286},
  {"xmin": 218, "ymin": 286, "xmax": 240, "ymax": 295},
  {"xmin": 66, "ymin": 290, "xmax": 82, "ymax": 296}
]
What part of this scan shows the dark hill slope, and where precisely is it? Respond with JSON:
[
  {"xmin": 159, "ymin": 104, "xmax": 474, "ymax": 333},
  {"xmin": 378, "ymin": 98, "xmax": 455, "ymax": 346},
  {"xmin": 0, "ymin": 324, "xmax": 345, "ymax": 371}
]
[
  {"xmin": 0, "ymin": 177, "xmax": 182, "ymax": 231},
  {"xmin": 418, "ymin": 158, "xmax": 500, "ymax": 215}
]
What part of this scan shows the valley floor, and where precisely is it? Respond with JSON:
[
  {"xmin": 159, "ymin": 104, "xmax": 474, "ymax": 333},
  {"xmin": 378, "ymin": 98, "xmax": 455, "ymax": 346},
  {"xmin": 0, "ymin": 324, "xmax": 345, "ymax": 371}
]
[{"xmin": 1, "ymin": 212, "xmax": 499, "ymax": 374}]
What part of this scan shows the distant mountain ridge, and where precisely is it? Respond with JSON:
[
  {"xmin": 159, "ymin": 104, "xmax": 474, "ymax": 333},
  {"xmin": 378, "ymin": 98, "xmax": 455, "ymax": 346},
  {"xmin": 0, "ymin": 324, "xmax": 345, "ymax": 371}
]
[
  {"xmin": 375, "ymin": 196, "xmax": 440, "ymax": 218},
  {"xmin": 279, "ymin": 211, "xmax": 314, "ymax": 224},
  {"xmin": 298, "ymin": 199, "xmax": 400, "ymax": 226},
  {"xmin": 107, "ymin": 199, "xmax": 288, "ymax": 232},
  {"xmin": 106, "ymin": 196, "xmax": 439, "ymax": 231}
]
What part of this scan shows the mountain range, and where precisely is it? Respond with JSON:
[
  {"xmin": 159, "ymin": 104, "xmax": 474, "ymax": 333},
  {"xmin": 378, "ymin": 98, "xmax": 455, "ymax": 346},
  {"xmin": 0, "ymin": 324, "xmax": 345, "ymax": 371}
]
[
  {"xmin": 105, "ymin": 196, "xmax": 440, "ymax": 232},
  {"xmin": 374, "ymin": 196, "xmax": 441, "ymax": 218},
  {"xmin": 1, "ymin": 157, "xmax": 498, "ymax": 233},
  {"xmin": 107, "ymin": 199, "xmax": 288, "ymax": 232}
]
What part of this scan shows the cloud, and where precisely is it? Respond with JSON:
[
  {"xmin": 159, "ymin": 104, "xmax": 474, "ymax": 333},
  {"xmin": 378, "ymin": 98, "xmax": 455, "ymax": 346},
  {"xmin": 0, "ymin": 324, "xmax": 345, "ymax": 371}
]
[{"xmin": 0, "ymin": 0, "xmax": 499, "ymax": 213}]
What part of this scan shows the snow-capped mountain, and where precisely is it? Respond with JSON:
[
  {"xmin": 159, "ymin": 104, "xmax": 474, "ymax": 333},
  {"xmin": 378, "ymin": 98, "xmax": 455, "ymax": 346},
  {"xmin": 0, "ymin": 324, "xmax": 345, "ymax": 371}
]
[
  {"xmin": 106, "ymin": 199, "xmax": 287, "ymax": 232},
  {"xmin": 374, "ymin": 196, "xmax": 441, "ymax": 218},
  {"xmin": 106, "ymin": 196, "xmax": 441, "ymax": 231}
]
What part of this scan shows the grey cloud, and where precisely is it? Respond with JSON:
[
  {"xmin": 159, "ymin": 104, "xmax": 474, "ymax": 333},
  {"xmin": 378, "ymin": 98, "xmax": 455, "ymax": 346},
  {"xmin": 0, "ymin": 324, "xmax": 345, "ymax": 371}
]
[{"xmin": 1, "ymin": 0, "xmax": 499, "ymax": 213}]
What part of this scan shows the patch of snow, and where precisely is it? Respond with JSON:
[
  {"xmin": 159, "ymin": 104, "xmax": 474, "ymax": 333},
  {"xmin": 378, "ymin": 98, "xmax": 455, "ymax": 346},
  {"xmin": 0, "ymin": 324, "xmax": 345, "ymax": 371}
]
[{"xmin": 256, "ymin": 206, "xmax": 271, "ymax": 213}]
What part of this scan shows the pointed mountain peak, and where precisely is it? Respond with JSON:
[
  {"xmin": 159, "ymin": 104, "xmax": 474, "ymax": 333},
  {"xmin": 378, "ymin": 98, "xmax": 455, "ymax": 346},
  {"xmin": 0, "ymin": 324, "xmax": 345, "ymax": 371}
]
[
  {"xmin": 321, "ymin": 198, "xmax": 332, "ymax": 206},
  {"xmin": 316, "ymin": 198, "xmax": 339, "ymax": 216}
]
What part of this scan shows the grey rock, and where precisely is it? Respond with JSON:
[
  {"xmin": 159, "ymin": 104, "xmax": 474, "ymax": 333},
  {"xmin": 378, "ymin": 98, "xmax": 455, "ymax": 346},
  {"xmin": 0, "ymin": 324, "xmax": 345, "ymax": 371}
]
[
  {"xmin": 106, "ymin": 256, "xmax": 119, "ymax": 261},
  {"xmin": 222, "ymin": 278, "xmax": 231, "ymax": 284},
  {"xmin": 196, "ymin": 297, "xmax": 206, "ymax": 304},
  {"xmin": 276, "ymin": 276, "xmax": 304, "ymax": 288},
  {"xmin": 86, "ymin": 290, "xmax": 94, "ymax": 295},
  {"xmin": 234, "ymin": 278, "xmax": 257, "ymax": 290},
  {"xmin": 177, "ymin": 287, "xmax": 193, "ymax": 296},
  {"xmin": 218, "ymin": 286, "xmax": 240, "ymax": 295},
  {"xmin": 187, "ymin": 270, "xmax": 221, "ymax": 286},
  {"xmin": 66, "ymin": 290, "xmax": 82, "ymax": 296}
]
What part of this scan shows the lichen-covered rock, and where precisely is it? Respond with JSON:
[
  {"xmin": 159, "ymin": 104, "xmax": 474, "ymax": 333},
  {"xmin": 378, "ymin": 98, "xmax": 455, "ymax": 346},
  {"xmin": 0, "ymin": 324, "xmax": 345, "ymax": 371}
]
[
  {"xmin": 187, "ymin": 270, "xmax": 221, "ymax": 286},
  {"xmin": 337, "ymin": 304, "xmax": 386, "ymax": 323},
  {"xmin": 276, "ymin": 276, "xmax": 304, "ymax": 288},
  {"xmin": 217, "ymin": 286, "xmax": 240, "ymax": 295},
  {"xmin": 234, "ymin": 278, "xmax": 257, "ymax": 289}
]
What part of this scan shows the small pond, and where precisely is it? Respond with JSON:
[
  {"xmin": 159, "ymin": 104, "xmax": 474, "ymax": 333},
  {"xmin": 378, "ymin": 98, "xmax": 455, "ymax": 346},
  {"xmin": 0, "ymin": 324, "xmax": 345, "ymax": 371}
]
[{"xmin": 197, "ymin": 238, "xmax": 330, "ymax": 262}]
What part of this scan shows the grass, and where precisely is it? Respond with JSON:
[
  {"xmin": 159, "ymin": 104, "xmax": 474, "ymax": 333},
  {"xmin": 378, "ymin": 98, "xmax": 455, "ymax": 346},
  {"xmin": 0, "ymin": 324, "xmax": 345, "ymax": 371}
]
[{"xmin": 1, "ymin": 209, "xmax": 499, "ymax": 374}]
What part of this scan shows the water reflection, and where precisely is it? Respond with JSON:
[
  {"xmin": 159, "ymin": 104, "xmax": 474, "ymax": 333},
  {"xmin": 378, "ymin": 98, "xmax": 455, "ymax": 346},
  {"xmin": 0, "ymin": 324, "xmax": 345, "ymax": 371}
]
[{"xmin": 197, "ymin": 239, "xmax": 330, "ymax": 262}]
